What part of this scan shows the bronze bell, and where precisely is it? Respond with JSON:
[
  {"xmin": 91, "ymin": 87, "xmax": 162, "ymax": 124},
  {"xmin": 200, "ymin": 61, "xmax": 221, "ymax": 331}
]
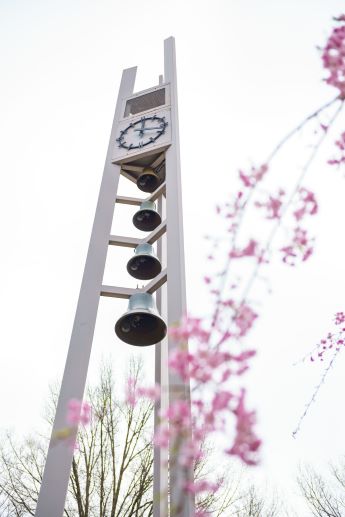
[
  {"xmin": 136, "ymin": 167, "xmax": 161, "ymax": 193},
  {"xmin": 127, "ymin": 243, "xmax": 162, "ymax": 280},
  {"xmin": 133, "ymin": 200, "xmax": 161, "ymax": 232},
  {"xmin": 115, "ymin": 292, "xmax": 167, "ymax": 346}
]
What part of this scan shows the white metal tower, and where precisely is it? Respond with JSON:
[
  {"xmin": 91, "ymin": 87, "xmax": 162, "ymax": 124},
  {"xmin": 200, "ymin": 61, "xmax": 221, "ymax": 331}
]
[{"xmin": 35, "ymin": 37, "xmax": 194, "ymax": 517}]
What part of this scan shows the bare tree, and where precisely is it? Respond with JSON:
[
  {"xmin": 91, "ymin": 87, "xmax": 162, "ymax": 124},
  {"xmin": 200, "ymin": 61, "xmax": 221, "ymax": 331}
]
[
  {"xmin": 298, "ymin": 463, "xmax": 345, "ymax": 517},
  {"xmin": 193, "ymin": 445, "xmax": 246, "ymax": 516},
  {"xmin": 0, "ymin": 359, "xmax": 153, "ymax": 517},
  {"xmin": 226, "ymin": 483, "xmax": 283, "ymax": 517},
  {"xmin": 0, "ymin": 359, "xmax": 288, "ymax": 516}
]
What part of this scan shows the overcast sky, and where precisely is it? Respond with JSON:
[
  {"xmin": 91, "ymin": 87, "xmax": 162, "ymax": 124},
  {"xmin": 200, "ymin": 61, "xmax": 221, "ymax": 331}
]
[{"xmin": 1, "ymin": 0, "xmax": 345, "ymax": 512}]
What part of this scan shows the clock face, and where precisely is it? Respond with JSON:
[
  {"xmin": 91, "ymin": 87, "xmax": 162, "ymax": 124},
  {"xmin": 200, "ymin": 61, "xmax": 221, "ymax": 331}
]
[{"xmin": 116, "ymin": 115, "xmax": 168, "ymax": 151}]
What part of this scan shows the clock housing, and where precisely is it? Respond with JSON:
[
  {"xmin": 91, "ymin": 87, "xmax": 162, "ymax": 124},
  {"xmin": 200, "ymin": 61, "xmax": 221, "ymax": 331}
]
[{"xmin": 113, "ymin": 85, "xmax": 171, "ymax": 163}]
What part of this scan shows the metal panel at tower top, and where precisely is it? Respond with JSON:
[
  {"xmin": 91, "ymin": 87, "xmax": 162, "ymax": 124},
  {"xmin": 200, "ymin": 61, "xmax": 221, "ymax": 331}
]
[{"xmin": 35, "ymin": 37, "xmax": 194, "ymax": 517}]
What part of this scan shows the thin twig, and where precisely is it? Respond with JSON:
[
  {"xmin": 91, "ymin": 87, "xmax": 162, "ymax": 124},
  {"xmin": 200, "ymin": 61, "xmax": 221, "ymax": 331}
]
[{"xmin": 292, "ymin": 348, "xmax": 340, "ymax": 438}]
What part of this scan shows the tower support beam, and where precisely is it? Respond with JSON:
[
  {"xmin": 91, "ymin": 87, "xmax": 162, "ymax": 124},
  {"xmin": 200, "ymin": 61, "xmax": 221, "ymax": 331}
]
[
  {"xmin": 35, "ymin": 67, "xmax": 137, "ymax": 517},
  {"xmin": 164, "ymin": 37, "xmax": 195, "ymax": 517}
]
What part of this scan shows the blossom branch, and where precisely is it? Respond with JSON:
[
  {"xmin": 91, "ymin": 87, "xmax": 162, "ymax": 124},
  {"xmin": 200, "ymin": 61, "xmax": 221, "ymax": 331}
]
[
  {"xmin": 239, "ymin": 100, "xmax": 344, "ymax": 306},
  {"xmin": 209, "ymin": 99, "xmax": 342, "ymax": 336}
]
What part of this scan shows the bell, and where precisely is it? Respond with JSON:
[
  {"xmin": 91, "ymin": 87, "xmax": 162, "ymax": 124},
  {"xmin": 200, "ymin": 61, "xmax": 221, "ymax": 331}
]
[
  {"xmin": 115, "ymin": 292, "xmax": 167, "ymax": 346},
  {"xmin": 133, "ymin": 200, "xmax": 161, "ymax": 232},
  {"xmin": 127, "ymin": 243, "xmax": 162, "ymax": 280},
  {"xmin": 136, "ymin": 167, "xmax": 161, "ymax": 193}
]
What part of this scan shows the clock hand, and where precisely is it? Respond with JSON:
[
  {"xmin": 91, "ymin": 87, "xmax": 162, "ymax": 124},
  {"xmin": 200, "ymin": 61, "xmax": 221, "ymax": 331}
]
[{"xmin": 137, "ymin": 118, "xmax": 146, "ymax": 137}]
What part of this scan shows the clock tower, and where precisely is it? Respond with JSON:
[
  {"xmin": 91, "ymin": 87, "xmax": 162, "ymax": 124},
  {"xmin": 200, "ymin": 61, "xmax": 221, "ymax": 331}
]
[{"xmin": 35, "ymin": 37, "xmax": 194, "ymax": 517}]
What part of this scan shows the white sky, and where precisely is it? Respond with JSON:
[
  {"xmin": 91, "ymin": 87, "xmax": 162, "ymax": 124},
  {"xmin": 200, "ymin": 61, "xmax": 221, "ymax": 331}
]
[{"xmin": 1, "ymin": 0, "xmax": 345, "ymax": 512}]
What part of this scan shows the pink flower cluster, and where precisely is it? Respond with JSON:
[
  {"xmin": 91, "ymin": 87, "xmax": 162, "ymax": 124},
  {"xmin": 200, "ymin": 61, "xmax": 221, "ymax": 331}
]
[
  {"xmin": 335, "ymin": 311, "xmax": 345, "ymax": 325},
  {"xmin": 225, "ymin": 389, "xmax": 261, "ymax": 466},
  {"xmin": 154, "ymin": 315, "xmax": 260, "ymax": 477},
  {"xmin": 239, "ymin": 164, "xmax": 269, "ymax": 188},
  {"xmin": 309, "ymin": 312, "xmax": 345, "ymax": 362},
  {"xmin": 207, "ymin": 164, "xmax": 269, "ymax": 271},
  {"xmin": 169, "ymin": 317, "xmax": 211, "ymax": 344},
  {"xmin": 280, "ymin": 227, "xmax": 314, "ymax": 266},
  {"xmin": 184, "ymin": 479, "xmax": 220, "ymax": 495},
  {"xmin": 322, "ymin": 17, "xmax": 345, "ymax": 98},
  {"xmin": 168, "ymin": 339, "xmax": 255, "ymax": 384},
  {"xmin": 229, "ymin": 239, "xmax": 259, "ymax": 260},
  {"xmin": 233, "ymin": 303, "xmax": 258, "ymax": 337},
  {"xmin": 125, "ymin": 377, "xmax": 160, "ymax": 407},
  {"xmin": 328, "ymin": 131, "xmax": 345, "ymax": 167},
  {"xmin": 215, "ymin": 190, "xmax": 243, "ymax": 222},
  {"xmin": 66, "ymin": 399, "xmax": 91, "ymax": 426},
  {"xmin": 293, "ymin": 188, "xmax": 318, "ymax": 221},
  {"xmin": 255, "ymin": 189, "xmax": 285, "ymax": 220},
  {"xmin": 280, "ymin": 188, "xmax": 317, "ymax": 266},
  {"xmin": 51, "ymin": 399, "xmax": 91, "ymax": 450}
]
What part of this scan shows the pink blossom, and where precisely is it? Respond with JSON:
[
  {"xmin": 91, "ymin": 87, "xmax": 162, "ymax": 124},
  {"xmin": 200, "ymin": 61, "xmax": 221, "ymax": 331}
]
[
  {"xmin": 221, "ymin": 369, "xmax": 232, "ymax": 382},
  {"xmin": 281, "ymin": 227, "xmax": 314, "ymax": 266},
  {"xmin": 335, "ymin": 311, "xmax": 345, "ymax": 325},
  {"xmin": 184, "ymin": 480, "xmax": 219, "ymax": 495},
  {"xmin": 153, "ymin": 425, "xmax": 170, "ymax": 448},
  {"xmin": 239, "ymin": 170, "xmax": 252, "ymax": 187},
  {"xmin": 293, "ymin": 188, "xmax": 318, "ymax": 221},
  {"xmin": 238, "ymin": 164, "xmax": 268, "ymax": 188},
  {"xmin": 169, "ymin": 317, "xmax": 210, "ymax": 344},
  {"xmin": 195, "ymin": 511, "xmax": 209, "ymax": 517},
  {"xmin": 328, "ymin": 132, "xmax": 345, "ymax": 167},
  {"xmin": 236, "ymin": 364, "xmax": 249, "ymax": 375},
  {"xmin": 137, "ymin": 384, "xmax": 161, "ymax": 402},
  {"xmin": 255, "ymin": 189, "xmax": 285, "ymax": 219},
  {"xmin": 233, "ymin": 303, "xmax": 258, "ymax": 337},
  {"xmin": 66, "ymin": 399, "xmax": 91, "ymax": 426},
  {"xmin": 212, "ymin": 391, "xmax": 233, "ymax": 411},
  {"xmin": 216, "ymin": 330, "xmax": 232, "ymax": 346},
  {"xmin": 232, "ymin": 350, "xmax": 256, "ymax": 362},
  {"xmin": 179, "ymin": 439, "xmax": 203, "ymax": 467},
  {"xmin": 125, "ymin": 377, "xmax": 137, "ymax": 407},
  {"xmin": 229, "ymin": 239, "xmax": 258, "ymax": 259},
  {"xmin": 126, "ymin": 378, "xmax": 160, "ymax": 406},
  {"xmin": 322, "ymin": 19, "xmax": 345, "ymax": 97},
  {"xmin": 226, "ymin": 390, "xmax": 261, "ymax": 466},
  {"xmin": 306, "ymin": 313, "xmax": 345, "ymax": 363},
  {"xmin": 165, "ymin": 400, "xmax": 191, "ymax": 427},
  {"xmin": 168, "ymin": 347, "xmax": 192, "ymax": 381}
]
